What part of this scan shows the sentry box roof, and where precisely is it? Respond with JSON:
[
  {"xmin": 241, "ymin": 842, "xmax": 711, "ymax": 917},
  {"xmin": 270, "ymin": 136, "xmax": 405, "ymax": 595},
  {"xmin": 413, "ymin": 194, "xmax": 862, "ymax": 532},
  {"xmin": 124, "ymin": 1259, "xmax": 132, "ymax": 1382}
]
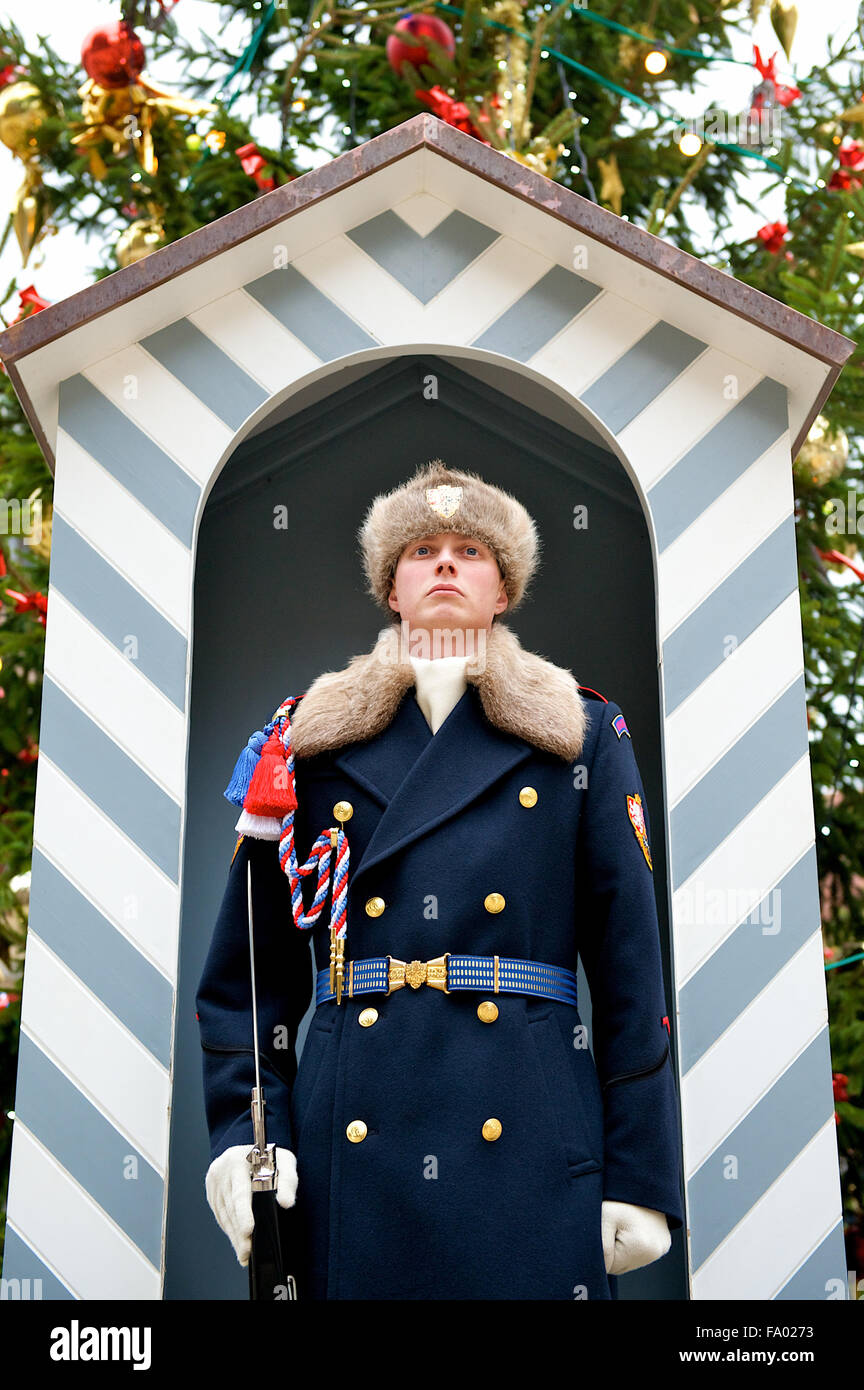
[
  {"xmin": 0, "ymin": 113, "xmax": 855, "ymax": 469},
  {"xmin": 0, "ymin": 114, "xmax": 856, "ymax": 1302}
]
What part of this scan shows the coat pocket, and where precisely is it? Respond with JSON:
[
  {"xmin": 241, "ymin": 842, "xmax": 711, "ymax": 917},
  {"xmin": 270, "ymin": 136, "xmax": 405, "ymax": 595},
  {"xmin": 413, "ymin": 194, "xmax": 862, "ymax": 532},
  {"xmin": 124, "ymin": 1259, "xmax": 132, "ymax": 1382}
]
[
  {"xmin": 527, "ymin": 1009, "xmax": 602, "ymax": 1180},
  {"xmin": 291, "ymin": 1013, "xmax": 333, "ymax": 1138}
]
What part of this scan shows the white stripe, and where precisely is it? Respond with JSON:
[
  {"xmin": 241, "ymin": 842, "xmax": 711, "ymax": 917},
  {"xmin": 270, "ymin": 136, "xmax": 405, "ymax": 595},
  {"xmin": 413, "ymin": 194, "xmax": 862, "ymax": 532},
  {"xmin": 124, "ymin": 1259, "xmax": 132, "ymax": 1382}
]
[
  {"xmin": 293, "ymin": 232, "xmax": 552, "ymax": 345},
  {"xmin": 392, "ymin": 190, "xmax": 453, "ymax": 235},
  {"xmin": 19, "ymin": 938, "xmax": 169, "ymax": 1172},
  {"xmin": 43, "ymin": 590, "xmax": 186, "ymax": 801},
  {"xmin": 84, "ymin": 347, "xmax": 233, "ymax": 488},
  {"xmin": 665, "ymin": 601, "xmax": 805, "ymax": 807},
  {"xmin": 5, "ymin": 1123, "xmax": 160, "ymax": 1299},
  {"xmin": 191, "ymin": 291, "xmax": 323, "ymax": 396},
  {"xmin": 658, "ymin": 434, "xmax": 794, "ymax": 640},
  {"xmin": 424, "ymin": 237, "xmax": 554, "ymax": 342},
  {"xmin": 54, "ymin": 431, "xmax": 190, "ymax": 632},
  {"xmin": 618, "ymin": 350, "xmax": 763, "ymax": 493},
  {"xmin": 681, "ymin": 933, "xmax": 827, "ymax": 1175},
  {"xmin": 4, "ymin": 1218, "xmax": 75, "ymax": 1295},
  {"xmin": 673, "ymin": 756, "xmax": 816, "ymax": 986},
  {"xmin": 290, "ymin": 233, "xmax": 418, "ymax": 338},
  {"xmin": 33, "ymin": 757, "xmax": 178, "ymax": 980},
  {"xmin": 690, "ymin": 1118, "xmax": 844, "ymax": 1299},
  {"xmin": 529, "ymin": 292, "xmax": 656, "ymax": 398}
]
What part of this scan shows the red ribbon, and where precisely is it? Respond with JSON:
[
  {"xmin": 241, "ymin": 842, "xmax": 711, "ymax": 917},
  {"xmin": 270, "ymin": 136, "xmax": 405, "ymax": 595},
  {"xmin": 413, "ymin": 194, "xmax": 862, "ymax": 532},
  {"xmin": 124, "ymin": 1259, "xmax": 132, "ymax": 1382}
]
[
  {"xmin": 751, "ymin": 44, "xmax": 801, "ymax": 108},
  {"xmin": 236, "ymin": 141, "xmax": 277, "ymax": 192},
  {"xmin": 755, "ymin": 220, "xmax": 789, "ymax": 254},
  {"xmin": 415, "ymin": 86, "xmax": 491, "ymax": 143},
  {"xmin": 3, "ymin": 588, "xmax": 48, "ymax": 624}
]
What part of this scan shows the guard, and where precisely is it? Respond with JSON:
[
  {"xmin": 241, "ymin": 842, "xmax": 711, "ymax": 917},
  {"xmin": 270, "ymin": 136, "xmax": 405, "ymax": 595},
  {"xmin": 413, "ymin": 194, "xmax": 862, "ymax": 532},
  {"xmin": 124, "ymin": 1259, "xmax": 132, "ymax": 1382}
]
[{"xmin": 196, "ymin": 458, "xmax": 685, "ymax": 1300}]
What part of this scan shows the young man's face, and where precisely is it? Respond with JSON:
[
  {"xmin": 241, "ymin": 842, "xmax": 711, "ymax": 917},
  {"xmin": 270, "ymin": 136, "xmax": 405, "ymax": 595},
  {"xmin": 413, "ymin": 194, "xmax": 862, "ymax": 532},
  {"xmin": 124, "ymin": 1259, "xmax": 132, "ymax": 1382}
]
[{"xmin": 387, "ymin": 531, "xmax": 508, "ymax": 635}]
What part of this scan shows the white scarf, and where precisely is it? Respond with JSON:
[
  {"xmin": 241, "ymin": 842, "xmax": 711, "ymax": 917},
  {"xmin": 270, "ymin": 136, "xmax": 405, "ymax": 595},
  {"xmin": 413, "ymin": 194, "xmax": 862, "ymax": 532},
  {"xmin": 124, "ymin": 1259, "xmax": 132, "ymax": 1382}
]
[{"xmin": 409, "ymin": 654, "xmax": 470, "ymax": 734}]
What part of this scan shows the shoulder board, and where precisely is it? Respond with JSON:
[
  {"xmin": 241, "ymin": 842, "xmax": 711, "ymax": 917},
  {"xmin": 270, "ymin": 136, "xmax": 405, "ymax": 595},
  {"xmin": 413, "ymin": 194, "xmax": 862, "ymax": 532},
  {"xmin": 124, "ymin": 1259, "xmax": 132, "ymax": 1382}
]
[{"xmin": 577, "ymin": 685, "xmax": 608, "ymax": 703}]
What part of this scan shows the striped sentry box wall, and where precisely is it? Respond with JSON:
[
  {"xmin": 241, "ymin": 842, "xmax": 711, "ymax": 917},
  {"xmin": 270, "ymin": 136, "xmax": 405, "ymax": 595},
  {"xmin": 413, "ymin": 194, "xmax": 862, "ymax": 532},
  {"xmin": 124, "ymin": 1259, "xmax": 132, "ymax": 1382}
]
[{"xmin": 0, "ymin": 116, "xmax": 853, "ymax": 1300}]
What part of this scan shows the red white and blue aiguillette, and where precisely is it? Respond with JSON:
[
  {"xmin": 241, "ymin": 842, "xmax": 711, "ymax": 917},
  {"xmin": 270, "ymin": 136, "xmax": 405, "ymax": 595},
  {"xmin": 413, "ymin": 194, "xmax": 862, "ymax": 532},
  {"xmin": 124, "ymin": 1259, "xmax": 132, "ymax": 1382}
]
[{"xmin": 224, "ymin": 696, "xmax": 351, "ymax": 1002}]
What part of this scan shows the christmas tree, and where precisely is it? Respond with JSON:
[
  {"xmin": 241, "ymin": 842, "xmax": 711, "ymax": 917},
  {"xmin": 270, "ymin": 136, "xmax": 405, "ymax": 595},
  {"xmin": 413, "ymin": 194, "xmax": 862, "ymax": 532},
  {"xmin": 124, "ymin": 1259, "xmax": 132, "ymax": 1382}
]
[{"xmin": 0, "ymin": 0, "xmax": 862, "ymax": 1284}]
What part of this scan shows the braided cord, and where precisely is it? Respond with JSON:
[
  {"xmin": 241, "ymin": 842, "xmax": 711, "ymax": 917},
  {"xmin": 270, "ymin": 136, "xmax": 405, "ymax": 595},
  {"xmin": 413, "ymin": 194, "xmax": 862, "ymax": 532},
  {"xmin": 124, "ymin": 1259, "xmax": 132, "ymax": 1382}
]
[{"xmin": 273, "ymin": 700, "xmax": 350, "ymax": 940}]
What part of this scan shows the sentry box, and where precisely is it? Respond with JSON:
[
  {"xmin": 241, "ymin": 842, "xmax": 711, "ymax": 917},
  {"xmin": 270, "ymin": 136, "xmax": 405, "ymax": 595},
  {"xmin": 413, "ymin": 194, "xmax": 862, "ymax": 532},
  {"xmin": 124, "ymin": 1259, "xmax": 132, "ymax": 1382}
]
[{"xmin": 0, "ymin": 114, "xmax": 855, "ymax": 1301}]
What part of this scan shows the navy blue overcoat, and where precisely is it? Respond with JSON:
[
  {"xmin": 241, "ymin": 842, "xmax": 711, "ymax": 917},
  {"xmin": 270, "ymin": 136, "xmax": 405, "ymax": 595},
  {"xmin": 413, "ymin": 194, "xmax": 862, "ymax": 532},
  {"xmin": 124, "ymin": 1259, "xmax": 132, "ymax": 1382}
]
[{"xmin": 196, "ymin": 638, "xmax": 684, "ymax": 1301}]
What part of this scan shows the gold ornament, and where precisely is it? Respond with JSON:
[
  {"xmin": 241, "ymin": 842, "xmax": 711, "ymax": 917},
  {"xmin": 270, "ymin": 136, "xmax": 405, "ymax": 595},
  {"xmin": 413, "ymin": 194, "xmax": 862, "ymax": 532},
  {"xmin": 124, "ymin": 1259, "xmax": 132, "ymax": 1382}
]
[
  {"xmin": 839, "ymin": 102, "xmax": 864, "ymax": 123},
  {"xmin": 0, "ymin": 80, "xmax": 49, "ymax": 155},
  {"xmin": 617, "ymin": 23, "xmax": 655, "ymax": 76},
  {"xmin": 845, "ymin": 241, "xmax": 864, "ymax": 258},
  {"xmin": 0, "ymin": 82, "xmax": 56, "ymax": 267},
  {"xmin": 794, "ymin": 414, "xmax": 848, "ymax": 488},
  {"xmin": 488, "ymin": 0, "xmax": 531, "ymax": 148},
  {"xmin": 70, "ymin": 76, "xmax": 216, "ymax": 179},
  {"xmin": 507, "ymin": 142, "xmax": 564, "ymax": 179},
  {"xmin": 598, "ymin": 154, "xmax": 625, "ymax": 214},
  {"xmin": 116, "ymin": 213, "xmax": 165, "ymax": 267},
  {"xmin": 770, "ymin": 1, "xmax": 798, "ymax": 60}
]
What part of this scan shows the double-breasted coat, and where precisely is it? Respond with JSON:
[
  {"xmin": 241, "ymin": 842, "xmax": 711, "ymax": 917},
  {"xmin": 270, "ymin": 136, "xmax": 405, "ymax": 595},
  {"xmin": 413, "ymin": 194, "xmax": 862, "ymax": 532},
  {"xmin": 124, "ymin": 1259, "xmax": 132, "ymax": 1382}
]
[{"xmin": 196, "ymin": 622, "xmax": 684, "ymax": 1300}]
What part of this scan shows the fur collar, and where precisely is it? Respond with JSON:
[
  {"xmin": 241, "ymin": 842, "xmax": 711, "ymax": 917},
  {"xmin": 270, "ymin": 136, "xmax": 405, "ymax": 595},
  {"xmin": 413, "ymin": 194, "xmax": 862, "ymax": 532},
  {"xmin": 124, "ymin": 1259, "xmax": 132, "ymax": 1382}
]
[{"xmin": 289, "ymin": 621, "xmax": 587, "ymax": 762}]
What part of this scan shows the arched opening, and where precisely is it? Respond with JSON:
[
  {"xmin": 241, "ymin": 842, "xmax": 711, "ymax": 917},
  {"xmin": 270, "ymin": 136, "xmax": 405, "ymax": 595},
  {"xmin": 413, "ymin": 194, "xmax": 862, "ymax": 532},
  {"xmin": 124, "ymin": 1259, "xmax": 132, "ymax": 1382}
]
[{"xmin": 166, "ymin": 350, "xmax": 686, "ymax": 1300}]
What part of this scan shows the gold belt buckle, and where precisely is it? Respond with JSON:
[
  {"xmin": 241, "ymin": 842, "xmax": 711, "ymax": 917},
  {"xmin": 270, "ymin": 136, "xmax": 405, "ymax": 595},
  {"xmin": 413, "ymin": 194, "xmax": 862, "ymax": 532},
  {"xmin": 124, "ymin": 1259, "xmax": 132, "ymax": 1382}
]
[{"xmin": 386, "ymin": 954, "xmax": 450, "ymax": 995}]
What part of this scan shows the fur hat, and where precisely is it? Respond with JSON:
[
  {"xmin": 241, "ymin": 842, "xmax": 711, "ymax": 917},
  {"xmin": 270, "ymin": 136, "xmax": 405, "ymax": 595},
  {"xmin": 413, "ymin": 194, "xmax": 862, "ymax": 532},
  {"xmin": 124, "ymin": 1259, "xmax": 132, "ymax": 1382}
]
[{"xmin": 358, "ymin": 459, "xmax": 540, "ymax": 618}]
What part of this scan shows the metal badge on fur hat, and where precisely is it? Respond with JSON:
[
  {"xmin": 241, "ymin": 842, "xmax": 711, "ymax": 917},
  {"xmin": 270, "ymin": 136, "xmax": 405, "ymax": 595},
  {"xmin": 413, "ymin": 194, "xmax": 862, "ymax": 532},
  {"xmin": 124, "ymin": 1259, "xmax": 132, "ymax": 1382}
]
[
  {"xmin": 359, "ymin": 459, "xmax": 540, "ymax": 616},
  {"xmin": 426, "ymin": 484, "xmax": 462, "ymax": 519}
]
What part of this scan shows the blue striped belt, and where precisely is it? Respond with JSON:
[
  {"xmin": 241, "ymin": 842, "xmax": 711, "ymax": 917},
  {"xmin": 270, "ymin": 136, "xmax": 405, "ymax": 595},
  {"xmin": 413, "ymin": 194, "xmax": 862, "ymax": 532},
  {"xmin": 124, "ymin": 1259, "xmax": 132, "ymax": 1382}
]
[{"xmin": 315, "ymin": 953, "xmax": 578, "ymax": 1007}]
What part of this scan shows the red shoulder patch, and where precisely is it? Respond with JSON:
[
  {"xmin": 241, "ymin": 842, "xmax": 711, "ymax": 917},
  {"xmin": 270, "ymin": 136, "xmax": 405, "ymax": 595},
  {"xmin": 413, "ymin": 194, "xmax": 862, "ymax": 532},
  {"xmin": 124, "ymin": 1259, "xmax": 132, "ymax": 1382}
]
[{"xmin": 577, "ymin": 685, "xmax": 608, "ymax": 703}]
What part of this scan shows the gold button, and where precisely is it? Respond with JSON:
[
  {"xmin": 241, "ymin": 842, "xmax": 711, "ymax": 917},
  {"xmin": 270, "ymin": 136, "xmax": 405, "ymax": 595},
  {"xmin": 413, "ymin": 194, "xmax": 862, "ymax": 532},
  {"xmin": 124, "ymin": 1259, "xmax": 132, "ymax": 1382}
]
[
  {"xmin": 482, "ymin": 1118, "xmax": 502, "ymax": 1141},
  {"xmin": 346, "ymin": 1120, "xmax": 367, "ymax": 1142},
  {"xmin": 358, "ymin": 1007, "xmax": 378, "ymax": 1027},
  {"xmin": 333, "ymin": 800, "xmax": 353, "ymax": 822},
  {"xmin": 484, "ymin": 892, "xmax": 505, "ymax": 913},
  {"xmin": 477, "ymin": 1001, "xmax": 498, "ymax": 1023},
  {"xmin": 365, "ymin": 896, "xmax": 386, "ymax": 917},
  {"xmin": 519, "ymin": 786, "xmax": 538, "ymax": 807}
]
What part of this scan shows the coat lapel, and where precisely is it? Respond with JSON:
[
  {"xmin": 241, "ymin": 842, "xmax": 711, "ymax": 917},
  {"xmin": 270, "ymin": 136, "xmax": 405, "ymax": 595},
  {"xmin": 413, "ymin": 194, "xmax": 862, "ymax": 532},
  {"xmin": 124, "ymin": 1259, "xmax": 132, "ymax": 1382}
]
[
  {"xmin": 333, "ymin": 689, "xmax": 432, "ymax": 807},
  {"xmin": 336, "ymin": 683, "xmax": 532, "ymax": 886}
]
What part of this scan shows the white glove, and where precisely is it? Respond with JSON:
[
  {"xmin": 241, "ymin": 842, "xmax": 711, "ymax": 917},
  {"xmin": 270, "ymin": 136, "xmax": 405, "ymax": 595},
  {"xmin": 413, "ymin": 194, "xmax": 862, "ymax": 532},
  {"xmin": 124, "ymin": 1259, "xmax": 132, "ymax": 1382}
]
[
  {"xmin": 601, "ymin": 1200, "xmax": 671, "ymax": 1275},
  {"xmin": 205, "ymin": 1144, "xmax": 298, "ymax": 1266}
]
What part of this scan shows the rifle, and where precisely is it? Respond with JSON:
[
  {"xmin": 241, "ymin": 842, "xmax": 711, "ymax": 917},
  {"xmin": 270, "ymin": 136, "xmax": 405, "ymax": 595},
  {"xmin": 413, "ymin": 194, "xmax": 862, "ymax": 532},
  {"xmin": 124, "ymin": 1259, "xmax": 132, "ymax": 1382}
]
[{"xmin": 246, "ymin": 856, "xmax": 298, "ymax": 1300}]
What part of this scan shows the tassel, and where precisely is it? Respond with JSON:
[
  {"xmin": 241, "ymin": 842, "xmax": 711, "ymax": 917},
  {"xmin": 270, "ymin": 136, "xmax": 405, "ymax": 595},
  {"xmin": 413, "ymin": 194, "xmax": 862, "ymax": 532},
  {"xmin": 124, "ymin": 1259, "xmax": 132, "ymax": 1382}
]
[
  {"xmin": 224, "ymin": 727, "xmax": 271, "ymax": 806},
  {"xmin": 234, "ymin": 809, "xmax": 284, "ymax": 841},
  {"xmin": 242, "ymin": 727, "xmax": 298, "ymax": 818}
]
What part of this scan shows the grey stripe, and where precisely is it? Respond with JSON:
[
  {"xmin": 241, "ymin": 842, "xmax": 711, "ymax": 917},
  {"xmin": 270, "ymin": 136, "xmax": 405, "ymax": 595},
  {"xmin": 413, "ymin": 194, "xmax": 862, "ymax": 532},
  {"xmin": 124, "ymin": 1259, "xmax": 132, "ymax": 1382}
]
[
  {"xmin": 649, "ymin": 377, "xmax": 789, "ymax": 552},
  {"xmin": 50, "ymin": 512, "xmax": 187, "ymax": 712},
  {"xmin": 662, "ymin": 515, "xmax": 798, "ymax": 717},
  {"xmin": 140, "ymin": 319, "xmax": 269, "ymax": 430},
  {"xmin": 13, "ymin": 1033, "xmax": 163, "ymax": 1269},
  {"xmin": 347, "ymin": 209, "xmax": 498, "ymax": 302},
  {"xmin": 29, "ymin": 849, "xmax": 173, "ymax": 1068},
  {"xmin": 245, "ymin": 264, "xmax": 378, "ymax": 358},
  {"xmin": 40, "ymin": 678, "xmax": 181, "ymax": 883},
  {"xmin": 679, "ymin": 847, "xmax": 820, "ymax": 1071},
  {"xmin": 689, "ymin": 1028, "xmax": 835, "ymax": 1270},
  {"xmin": 774, "ymin": 1220, "xmax": 850, "ymax": 1300},
  {"xmin": 58, "ymin": 376, "xmax": 200, "ymax": 547},
  {"xmin": 579, "ymin": 321, "xmax": 707, "ymax": 433},
  {"xmin": 670, "ymin": 675, "xmax": 808, "ymax": 888},
  {"xmin": 1, "ymin": 1226, "xmax": 76, "ymax": 1299},
  {"xmin": 472, "ymin": 264, "xmax": 600, "ymax": 360}
]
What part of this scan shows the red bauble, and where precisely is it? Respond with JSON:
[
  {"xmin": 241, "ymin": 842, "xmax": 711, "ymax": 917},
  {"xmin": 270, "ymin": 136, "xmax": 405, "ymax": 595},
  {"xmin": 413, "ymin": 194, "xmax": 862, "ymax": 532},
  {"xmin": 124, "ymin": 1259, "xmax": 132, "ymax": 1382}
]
[
  {"xmin": 81, "ymin": 21, "xmax": 146, "ymax": 89},
  {"xmin": 386, "ymin": 15, "xmax": 455, "ymax": 75}
]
